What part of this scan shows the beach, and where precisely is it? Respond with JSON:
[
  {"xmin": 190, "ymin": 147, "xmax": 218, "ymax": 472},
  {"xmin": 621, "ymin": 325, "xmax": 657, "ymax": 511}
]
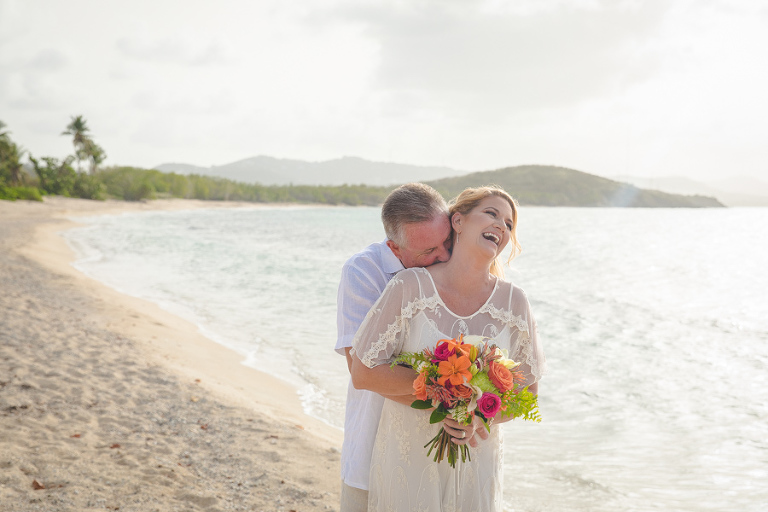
[
  {"xmin": 0, "ymin": 197, "xmax": 342, "ymax": 512},
  {"xmin": 3, "ymin": 198, "xmax": 766, "ymax": 512}
]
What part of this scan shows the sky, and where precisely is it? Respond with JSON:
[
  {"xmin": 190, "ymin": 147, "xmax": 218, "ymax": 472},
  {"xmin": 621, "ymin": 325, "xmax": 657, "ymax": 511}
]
[{"xmin": 1, "ymin": 0, "xmax": 766, "ymax": 181}]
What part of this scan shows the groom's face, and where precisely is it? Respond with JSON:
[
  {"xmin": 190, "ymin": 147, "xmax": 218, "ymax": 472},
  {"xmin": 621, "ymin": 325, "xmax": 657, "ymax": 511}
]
[{"xmin": 387, "ymin": 214, "xmax": 452, "ymax": 269}]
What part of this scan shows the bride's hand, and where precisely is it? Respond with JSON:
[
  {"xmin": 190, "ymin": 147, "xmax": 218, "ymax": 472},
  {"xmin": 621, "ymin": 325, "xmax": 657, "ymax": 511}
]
[
  {"xmin": 442, "ymin": 415, "xmax": 472, "ymax": 445},
  {"xmin": 443, "ymin": 415, "xmax": 488, "ymax": 446},
  {"xmin": 471, "ymin": 415, "xmax": 490, "ymax": 444}
]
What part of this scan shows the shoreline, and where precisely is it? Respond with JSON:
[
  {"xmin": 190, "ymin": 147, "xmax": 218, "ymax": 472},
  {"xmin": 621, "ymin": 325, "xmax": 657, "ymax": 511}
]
[
  {"xmin": 36, "ymin": 199, "xmax": 341, "ymax": 440},
  {"xmin": 0, "ymin": 197, "xmax": 342, "ymax": 511}
]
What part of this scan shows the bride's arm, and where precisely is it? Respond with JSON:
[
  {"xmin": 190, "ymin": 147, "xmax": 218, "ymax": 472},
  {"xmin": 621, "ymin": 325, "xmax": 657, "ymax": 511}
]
[
  {"xmin": 452, "ymin": 381, "xmax": 540, "ymax": 444},
  {"xmin": 492, "ymin": 381, "xmax": 538, "ymax": 425}
]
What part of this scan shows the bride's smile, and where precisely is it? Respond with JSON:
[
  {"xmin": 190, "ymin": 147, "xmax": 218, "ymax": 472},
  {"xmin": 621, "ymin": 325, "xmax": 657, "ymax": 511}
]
[{"xmin": 454, "ymin": 195, "xmax": 515, "ymax": 260}]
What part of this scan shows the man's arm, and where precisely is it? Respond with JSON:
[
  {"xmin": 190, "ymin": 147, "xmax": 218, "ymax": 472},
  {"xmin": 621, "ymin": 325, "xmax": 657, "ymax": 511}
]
[
  {"xmin": 337, "ymin": 258, "xmax": 417, "ymax": 404},
  {"xmin": 336, "ymin": 261, "xmax": 380, "ymax": 362},
  {"xmin": 346, "ymin": 347, "xmax": 416, "ymax": 406}
]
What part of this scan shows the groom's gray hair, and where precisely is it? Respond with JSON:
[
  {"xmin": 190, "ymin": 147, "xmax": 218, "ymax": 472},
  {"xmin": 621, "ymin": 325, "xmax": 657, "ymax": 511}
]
[{"xmin": 381, "ymin": 183, "xmax": 448, "ymax": 247}]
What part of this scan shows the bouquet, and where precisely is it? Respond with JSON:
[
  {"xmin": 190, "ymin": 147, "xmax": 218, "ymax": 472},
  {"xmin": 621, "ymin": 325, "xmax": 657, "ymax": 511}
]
[{"xmin": 392, "ymin": 334, "xmax": 540, "ymax": 467}]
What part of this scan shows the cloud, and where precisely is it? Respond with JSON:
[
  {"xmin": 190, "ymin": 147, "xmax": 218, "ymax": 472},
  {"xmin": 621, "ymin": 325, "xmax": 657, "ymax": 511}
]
[
  {"xmin": 28, "ymin": 49, "xmax": 68, "ymax": 71},
  {"xmin": 127, "ymin": 89, "xmax": 236, "ymax": 116},
  {"xmin": 324, "ymin": 0, "xmax": 670, "ymax": 119},
  {"xmin": 0, "ymin": 48, "xmax": 67, "ymax": 102},
  {"xmin": 0, "ymin": 0, "xmax": 22, "ymax": 47},
  {"xmin": 115, "ymin": 36, "xmax": 228, "ymax": 66},
  {"xmin": 2, "ymin": 70, "xmax": 67, "ymax": 111}
]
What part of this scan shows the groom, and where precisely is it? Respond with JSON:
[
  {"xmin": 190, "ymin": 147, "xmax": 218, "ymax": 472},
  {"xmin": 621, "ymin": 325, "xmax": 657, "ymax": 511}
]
[{"xmin": 335, "ymin": 183, "xmax": 452, "ymax": 511}]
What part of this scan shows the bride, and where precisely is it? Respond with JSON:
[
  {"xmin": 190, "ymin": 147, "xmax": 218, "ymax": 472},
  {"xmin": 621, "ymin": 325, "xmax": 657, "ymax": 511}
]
[{"xmin": 351, "ymin": 186, "xmax": 545, "ymax": 511}]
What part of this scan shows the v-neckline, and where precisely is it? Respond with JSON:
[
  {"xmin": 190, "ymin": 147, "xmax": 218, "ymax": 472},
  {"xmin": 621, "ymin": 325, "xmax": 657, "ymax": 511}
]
[{"xmin": 421, "ymin": 267, "xmax": 499, "ymax": 320}]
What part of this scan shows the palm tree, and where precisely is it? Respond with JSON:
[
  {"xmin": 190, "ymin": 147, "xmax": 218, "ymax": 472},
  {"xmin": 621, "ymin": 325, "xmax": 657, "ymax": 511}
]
[
  {"xmin": 0, "ymin": 120, "xmax": 24, "ymax": 185},
  {"xmin": 3, "ymin": 142, "xmax": 27, "ymax": 185},
  {"xmin": 0, "ymin": 120, "xmax": 10, "ymax": 157},
  {"xmin": 83, "ymin": 138, "xmax": 106, "ymax": 174},
  {"xmin": 61, "ymin": 115, "xmax": 90, "ymax": 172}
]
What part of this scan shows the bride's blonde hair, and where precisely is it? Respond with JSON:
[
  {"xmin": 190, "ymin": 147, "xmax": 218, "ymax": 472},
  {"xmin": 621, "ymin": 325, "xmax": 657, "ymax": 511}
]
[{"xmin": 448, "ymin": 185, "xmax": 522, "ymax": 279}]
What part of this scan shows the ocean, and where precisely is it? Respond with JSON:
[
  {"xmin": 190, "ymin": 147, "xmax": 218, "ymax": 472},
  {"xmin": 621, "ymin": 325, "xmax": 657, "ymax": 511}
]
[{"xmin": 62, "ymin": 205, "xmax": 768, "ymax": 511}]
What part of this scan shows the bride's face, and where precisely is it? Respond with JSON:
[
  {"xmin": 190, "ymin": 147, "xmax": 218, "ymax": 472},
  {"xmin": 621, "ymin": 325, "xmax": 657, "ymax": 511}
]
[{"xmin": 453, "ymin": 195, "xmax": 514, "ymax": 259}]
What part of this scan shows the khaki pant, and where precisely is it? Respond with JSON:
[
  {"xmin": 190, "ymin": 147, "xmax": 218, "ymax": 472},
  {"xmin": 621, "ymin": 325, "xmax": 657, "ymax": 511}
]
[{"xmin": 340, "ymin": 481, "xmax": 368, "ymax": 512}]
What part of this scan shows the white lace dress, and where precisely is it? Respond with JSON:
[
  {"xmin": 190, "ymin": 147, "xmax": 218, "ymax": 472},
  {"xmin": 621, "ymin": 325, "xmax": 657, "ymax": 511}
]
[{"xmin": 352, "ymin": 267, "xmax": 546, "ymax": 512}]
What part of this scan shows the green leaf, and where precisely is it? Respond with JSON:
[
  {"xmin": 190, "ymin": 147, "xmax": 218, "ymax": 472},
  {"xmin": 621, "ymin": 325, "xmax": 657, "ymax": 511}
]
[
  {"xmin": 429, "ymin": 408, "xmax": 448, "ymax": 424},
  {"xmin": 410, "ymin": 400, "xmax": 433, "ymax": 410}
]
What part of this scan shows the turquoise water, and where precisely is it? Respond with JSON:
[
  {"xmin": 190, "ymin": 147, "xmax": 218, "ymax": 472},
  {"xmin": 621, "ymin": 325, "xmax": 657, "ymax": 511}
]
[{"xmin": 63, "ymin": 206, "xmax": 768, "ymax": 511}]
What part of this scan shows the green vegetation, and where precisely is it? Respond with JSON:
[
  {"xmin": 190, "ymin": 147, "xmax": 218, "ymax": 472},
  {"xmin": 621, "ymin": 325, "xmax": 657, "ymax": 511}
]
[
  {"xmin": 426, "ymin": 165, "xmax": 724, "ymax": 208},
  {"xmin": 0, "ymin": 117, "xmax": 393, "ymax": 205},
  {"xmin": 62, "ymin": 115, "xmax": 106, "ymax": 175},
  {"xmin": 0, "ymin": 120, "xmax": 40, "ymax": 201},
  {"xmin": 1, "ymin": 116, "xmax": 108, "ymax": 201},
  {"xmin": 0, "ymin": 184, "xmax": 42, "ymax": 201},
  {"xmin": 96, "ymin": 166, "xmax": 393, "ymax": 205},
  {"xmin": 1, "ymin": 118, "xmax": 723, "ymax": 207},
  {"xmin": 29, "ymin": 156, "xmax": 105, "ymax": 200}
]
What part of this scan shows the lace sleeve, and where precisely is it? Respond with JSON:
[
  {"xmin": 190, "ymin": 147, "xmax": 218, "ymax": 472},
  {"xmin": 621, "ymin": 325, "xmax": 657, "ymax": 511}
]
[
  {"xmin": 351, "ymin": 271, "xmax": 416, "ymax": 368},
  {"xmin": 487, "ymin": 285, "xmax": 547, "ymax": 386},
  {"xmin": 519, "ymin": 308, "xmax": 546, "ymax": 386}
]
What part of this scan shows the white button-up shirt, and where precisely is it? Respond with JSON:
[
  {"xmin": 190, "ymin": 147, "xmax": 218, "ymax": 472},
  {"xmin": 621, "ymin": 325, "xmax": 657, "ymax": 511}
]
[{"xmin": 336, "ymin": 240, "xmax": 404, "ymax": 490}]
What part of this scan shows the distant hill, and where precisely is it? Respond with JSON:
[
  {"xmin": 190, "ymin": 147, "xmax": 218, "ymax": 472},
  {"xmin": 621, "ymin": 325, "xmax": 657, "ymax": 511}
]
[
  {"xmin": 426, "ymin": 165, "xmax": 724, "ymax": 207},
  {"xmin": 153, "ymin": 159, "xmax": 725, "ymax": 207},
  {"xmin": 615, "ymin": 174, "xmax": 768, "ymax": 207},
  {"xmin": 155, "ymin": 156, "xmax": 465, "ymax": 186}
]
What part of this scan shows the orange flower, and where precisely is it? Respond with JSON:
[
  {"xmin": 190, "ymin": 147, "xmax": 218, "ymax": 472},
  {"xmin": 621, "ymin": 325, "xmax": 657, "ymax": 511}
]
[
  {"xmin": 437, "ymin": 354, "xmax": 472, "ymax": 387},
  {"xmin": 413, "ymin": 372, "xmax": 428, "ymax": 401},
  {"xmin": 452, "ymin": 384, "xmax": 473, "ymax": 400},
  {"xmin": 488, "ymin": 361, "xmax": 515, "ymax": 392},
  {"xmin": 455, "ymin": 344, "xmax": 473, "ymax": 358},
  {"xmin": 443, "ymin": 335, "xmax": 473, "ymax": 358}
]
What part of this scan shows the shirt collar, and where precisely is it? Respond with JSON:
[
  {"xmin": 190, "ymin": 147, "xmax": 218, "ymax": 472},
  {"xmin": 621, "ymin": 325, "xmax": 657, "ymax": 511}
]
[{"xmin": 381, "ymin": 239, "xmax": 405, "ymax": 275}]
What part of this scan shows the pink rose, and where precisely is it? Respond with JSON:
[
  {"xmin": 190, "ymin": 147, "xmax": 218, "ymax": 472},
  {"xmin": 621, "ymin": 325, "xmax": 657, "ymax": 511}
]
[
  {"xmin": 476, "ymin": 392, "xmax": 502, "ymax": 420},
  {"xmin": 432, "ymin": 341, "xmax": 455, "ymax": 362}
]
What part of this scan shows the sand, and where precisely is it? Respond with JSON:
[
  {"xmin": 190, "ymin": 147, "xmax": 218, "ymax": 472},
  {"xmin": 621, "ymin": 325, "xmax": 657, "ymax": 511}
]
[{"xmin": 0, "ymin": 197, "xmax": 343, "ymax": 512}]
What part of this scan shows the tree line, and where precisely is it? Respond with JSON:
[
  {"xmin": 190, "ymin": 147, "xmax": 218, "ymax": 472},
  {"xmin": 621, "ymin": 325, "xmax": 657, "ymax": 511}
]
[
  {"xmin": 94, "ymin": 166, "xmax": 393, "ymax": 205},
  {"xmin": 1, "ymin": 116, "xmax": 106, "ymax": 201},
  {"xmin": 1, "ymin": 117, "xmax": 393, "ymax": 205}
]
